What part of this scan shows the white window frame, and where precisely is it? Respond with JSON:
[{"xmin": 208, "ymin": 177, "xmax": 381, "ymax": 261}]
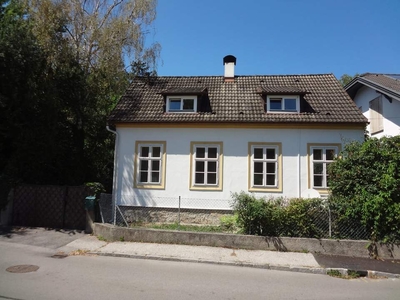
[
  {"xmin": 248, "ymin": 142, "xmax": 282, "ymax": 192},
  {"xmin": 309, "ymin": 145, "xmax": 338, "ymax": 190},
  {"xmin": 166, "ymin": 95, "xmax": 197, "ymax": 113},
  {"xmin": 266, "ymin": 95, "xmax": 300, "ymax": 113},
  {"xmin": 190, "ymin": 142, "xmax": 223, "ymax": 191},
  {"xmin": 134, "ymin": 141, "xmax": 166, "ymax": 189}
]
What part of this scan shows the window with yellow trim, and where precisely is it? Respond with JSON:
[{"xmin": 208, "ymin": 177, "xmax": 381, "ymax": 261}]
[
  {"xmin": 310, "ymin": 146, "xmax": 338, "ymax": 189},
  {"xmin": 190, "ymin": 142, "xmax": 223, "ymax": 190},
  {"xmin": 250, "ymin": 145, "xmax": 280, "ymax": 188},
  {"xmin": 135, "ymin": 141, "xmax": 166, "ymax": 189}
]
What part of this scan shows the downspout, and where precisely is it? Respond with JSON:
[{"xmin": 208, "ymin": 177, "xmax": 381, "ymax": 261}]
[
  {"xmin": 106, "ymin": 125, "xmax": 118, "ymax": 225},
  {"xmin": 298, "ymin": 128, "xmax": 302, "ymax": 198}
]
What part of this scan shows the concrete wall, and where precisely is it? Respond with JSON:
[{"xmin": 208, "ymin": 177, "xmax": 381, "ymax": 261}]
[
  {"xmin": 114, "ymin": 126, "xmax": 364, "ymax": 208},
  {"xmin": 354, "ymin": 86, "xmax": 400, "ymax": 138},
  {"xmin": 94, "ymin": 223, "xmax": 400, "ymax": 259}
]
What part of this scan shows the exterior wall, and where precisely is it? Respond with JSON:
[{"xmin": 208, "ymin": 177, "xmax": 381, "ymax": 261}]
[
  {"xmin": 354, "ymin": 86, "xmax": 400, "ymax": 138},
  {"xmin": 113, "ymin": 126, "xmax": 364, "ymax": 209}
]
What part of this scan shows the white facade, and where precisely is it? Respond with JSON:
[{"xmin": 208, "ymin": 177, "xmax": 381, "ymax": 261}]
[
  {"xmin": 113, "ymin": 125, "xmax": 364, "ymax": 209},
  {"xmin": 353, "ymin": 86, "xmax": 400, "ymax": 138}
]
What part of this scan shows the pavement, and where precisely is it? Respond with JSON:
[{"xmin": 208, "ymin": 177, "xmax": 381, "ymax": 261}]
[{"xmin": 1, "ymin": 226, "xmax": 400, "ymax": 279}]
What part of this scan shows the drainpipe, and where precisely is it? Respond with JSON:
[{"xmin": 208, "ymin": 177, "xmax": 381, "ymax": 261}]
[
  {"xmin": 298, "ymin": 128, "xmax": 302, "ymax": 198},
  {"xmin": 106, "ymin": 125, "xmax": 118, "ymax": 225}
]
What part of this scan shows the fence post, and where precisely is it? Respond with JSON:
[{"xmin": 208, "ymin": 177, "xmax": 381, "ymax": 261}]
[
  {"xmin": 328, "ymin": 206, "xmax": 332, "ymax": 238},
  {"xmin": 178, "ymin": 196, "xmax": 181, "ymax": 230}
]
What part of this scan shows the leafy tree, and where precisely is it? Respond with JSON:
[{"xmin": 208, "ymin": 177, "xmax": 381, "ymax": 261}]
[
  {"xmin": 328, "ymin": 137, "xmax": 400, "ymax": 242},
  {"xmin": 0, "ymin": 0, "xmax": 161, "ymax": 209},
  {"xmin": 339, "ymin": 73, "xmax": 360, "ymax": 87}
]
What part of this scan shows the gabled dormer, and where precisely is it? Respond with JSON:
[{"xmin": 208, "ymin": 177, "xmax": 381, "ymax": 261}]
[
  {"xmin": 161, "ymin": 87, "xmax": 209, "ymax": 113},
  {"xmin": 257, "ymin": 86, "xmax": 308, "ymax": 113}
]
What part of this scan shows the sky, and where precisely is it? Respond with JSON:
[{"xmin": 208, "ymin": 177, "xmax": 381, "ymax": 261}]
[{"xmin": 148, "ymin": 0, "xmax": 400, "ymax": 79}]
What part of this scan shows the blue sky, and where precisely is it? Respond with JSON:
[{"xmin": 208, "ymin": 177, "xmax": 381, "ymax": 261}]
[{"xmin": 150, "ymin": 0, "xmax": 399, "ymax": 79}]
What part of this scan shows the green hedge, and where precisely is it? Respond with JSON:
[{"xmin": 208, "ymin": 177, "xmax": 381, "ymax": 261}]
[{"xmin": 230, "ymin": 192, "xmax": 327, "ymax": 238}]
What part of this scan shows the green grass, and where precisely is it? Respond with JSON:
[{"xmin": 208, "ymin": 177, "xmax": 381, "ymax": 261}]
[{"xmin": 132, "ymin": 223, "xmax": 225, "ymax": 233}]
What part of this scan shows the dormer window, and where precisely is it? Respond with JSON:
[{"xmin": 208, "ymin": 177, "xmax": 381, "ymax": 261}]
[
  {"xmin": 167, "ymin": 96, "xmax": 197, "ymax": 113},
  {"xmin": 266, "ymin": 95, "xmax": 300, "ymax": 113}
]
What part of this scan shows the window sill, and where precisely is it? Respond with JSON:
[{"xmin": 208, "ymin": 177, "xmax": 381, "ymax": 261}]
[
  {"xmin": 189, "ymin": 185, "xmax": 223, "ymax": 191},
  {"xmin": 248, "ymin": 186, "xmax": 282, "ymax": 193},
  {"xmin": 135, "ymin": 184, "xmax": 165, "ymax": 190}
]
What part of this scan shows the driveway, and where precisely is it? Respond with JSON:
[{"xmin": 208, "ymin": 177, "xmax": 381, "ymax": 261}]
[{"xmin": 0, "ymin": 226, "xmax": 86, "ymax": 249}]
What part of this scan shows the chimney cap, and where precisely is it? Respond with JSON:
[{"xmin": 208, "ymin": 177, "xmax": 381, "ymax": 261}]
[{"xmin": 223, "ymin": 55, "xmax": 236, "ymax": 65}]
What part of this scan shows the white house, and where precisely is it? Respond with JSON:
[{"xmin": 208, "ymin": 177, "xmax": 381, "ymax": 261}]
[
  {"xmin": 107, "ymin": 56, "xmax": 367, "ymax": 211},
  {"xmin": 345, "ymin": 73, "xmax": 400, "ymax": 138}
]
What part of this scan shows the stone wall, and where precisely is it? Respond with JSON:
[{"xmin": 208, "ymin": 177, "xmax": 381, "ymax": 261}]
[{"xmin": 119, "ymin": 206, "xmax": 232, "ymax": 226}]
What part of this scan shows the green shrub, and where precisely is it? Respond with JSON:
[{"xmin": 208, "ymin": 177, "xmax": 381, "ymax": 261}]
[
  {"xmin": 219, "ymin": 214, "xmax": 239, "ymax": 233},
  {"xmin": 328, "ymin": 136, "xmax": 400, "ymax": 242},
  {"xmin": 231, "ymin": 192, "xmax": 325, "ymax": 238}
]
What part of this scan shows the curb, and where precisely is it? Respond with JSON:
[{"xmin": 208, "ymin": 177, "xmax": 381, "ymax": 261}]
[
  {"xmin": 90, "ymin": 251, "xmax": 329, "ymax": 276},
  {"xmin": 89, "ymin": 251, "xmax": 400, "ymax": 279}
]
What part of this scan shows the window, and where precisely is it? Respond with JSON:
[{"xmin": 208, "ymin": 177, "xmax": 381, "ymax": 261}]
[
  {"xmin": 308, "ymin": 144, "xmax": 340, "ymax": 191},
  {"xmin": 267, "ymin": 95, "xmax": 299, "ymax": 112},
  {"xmin": 134, "ymin": 141, "xmax": 166, "ymax": 189},
  {"xmin": 369, "ymin": 96, "xmax": 383, "ymax": 134},
  {"xmin": 167, "ymin": 96, "xmax": 197, "ymax": 112},
  {"xmin": 248, "ymin": 143, "xmax": 282, "ymax": 192},
  {"xmin": 190, "ymin": 142, "xmax": 223, "ymax": 190}
]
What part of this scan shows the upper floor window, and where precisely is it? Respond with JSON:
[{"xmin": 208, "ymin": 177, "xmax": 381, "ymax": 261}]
[
  {"xmin": 167, "ymin": 96, "xmax": 197, "ymax": 112},
  {"xmin": 267, "ymin": 95, "xmax": 299, "ymax": 112}
]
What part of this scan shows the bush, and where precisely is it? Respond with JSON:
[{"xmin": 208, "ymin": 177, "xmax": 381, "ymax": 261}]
[
  {"xmin": 328, "ymin": 136, "xmax": 400, "ymax": 242},
  {"xmin": 231, "ymin": 192, "xmax": 325, "ymax": 238}
]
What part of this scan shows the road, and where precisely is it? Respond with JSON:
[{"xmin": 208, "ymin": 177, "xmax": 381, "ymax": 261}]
[{"xmin": 0, "ymin": 241, "xmax": 399, "ymax": 300}]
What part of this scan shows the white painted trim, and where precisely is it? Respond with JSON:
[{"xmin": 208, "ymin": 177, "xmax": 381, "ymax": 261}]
[
  {"xmin": 266, "ymin": 95, "xmax": 300, "ymax": 113},
  {"xmin": 166, "ymin": 95, "xmax": 198, "ymax": 112}
]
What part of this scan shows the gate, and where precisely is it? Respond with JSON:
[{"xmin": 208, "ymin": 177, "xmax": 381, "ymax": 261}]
[{"xmin": 11, "ymin": 185, "xmax": 88, "ymax": 229}]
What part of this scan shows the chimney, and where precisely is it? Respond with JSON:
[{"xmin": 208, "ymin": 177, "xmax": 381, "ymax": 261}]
[{"xmin": 223, "ymin": 55, "xmax": 236, "ymax": 82}]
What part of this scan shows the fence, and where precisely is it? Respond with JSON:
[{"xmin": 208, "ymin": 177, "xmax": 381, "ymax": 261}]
[
  {"xmin": 98, "ymin": 194, "xmax": 369, "ymax": 240},
  {"xmin": 12, "ymin": 185, "xmax": 88, "ymax": 229}
]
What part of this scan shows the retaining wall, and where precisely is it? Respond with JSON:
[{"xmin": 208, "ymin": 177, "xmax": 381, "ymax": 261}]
[{"xmin": 94, "ymin": 223, "xmax": 400, "ymax": 259}]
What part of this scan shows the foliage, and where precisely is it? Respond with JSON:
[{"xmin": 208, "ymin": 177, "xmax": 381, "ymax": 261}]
[
  {"xmin": 0, "ymin": 0, "xmax": 160, "ymax": 209},
  {"xmin": 328, "ymin": 136, "xmax": 400, "ymax": 242},
  {"xmin": 230, "ymin": 192, "xmax": 325, "ymax": 237},
  {"xmin": 219, "ymin": 214, "xmax": 239, "ymax": 233},
  {"xmin": 338, "ymin": 73, "xmax": 360, "ymax": 87}
]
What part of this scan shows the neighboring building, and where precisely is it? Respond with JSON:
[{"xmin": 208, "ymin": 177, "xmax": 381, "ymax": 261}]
[
  {"xmin": 345, "ymin": 73, "xmax": 400, "ymax": 138},
  {"xmin": 107, "ymin": 56, "xmax": 367, "ymax": 210}
]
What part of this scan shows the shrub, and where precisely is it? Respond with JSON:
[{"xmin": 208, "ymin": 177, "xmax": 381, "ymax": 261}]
[
  {"xmin": 328, "ymin": 136, "xmax": 400, "ymax": 242},
  {"xmin": 231, "ymin": 192, "xmax": 325, "ymax": 238}
]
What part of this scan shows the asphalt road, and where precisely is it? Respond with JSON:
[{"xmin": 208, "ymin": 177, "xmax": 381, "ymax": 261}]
[{"xmin": 1, "ymin": 241, "xmax": 399, "ymax": 300}]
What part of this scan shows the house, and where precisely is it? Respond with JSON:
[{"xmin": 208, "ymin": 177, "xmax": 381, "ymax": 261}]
[
  {"xmin": 107, "ymin": 55, "xmax": 367, "ymax": 211},
  {"xmin": 345, "ymin": 73, "xmax": 400, "ymax": 138}
]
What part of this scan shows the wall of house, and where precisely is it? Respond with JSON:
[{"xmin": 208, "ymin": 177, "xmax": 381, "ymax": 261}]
[
  {"xmin": 354, "ymin": 86, "xmax": 400, "ymax": 138},
  {"xmin": 113, "ymin": 126, "xmax": 364, "ymax": 209}
]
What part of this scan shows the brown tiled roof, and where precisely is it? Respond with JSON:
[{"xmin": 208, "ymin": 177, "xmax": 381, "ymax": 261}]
[
  {"xmin": 345, "ymin": 73, "xmax": 400, "ymax": 100},
  {"xmin": 360, "ymin": 73, "xmax": 400, "ymax": 94},
  {"xmin": 108, "ymin": 74, "xmax": 367, "ymax": 124}
]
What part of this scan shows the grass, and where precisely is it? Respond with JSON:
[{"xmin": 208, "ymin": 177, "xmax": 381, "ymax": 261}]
[
  {"xmin": 327, "ymin": 269, "xmax": 360, "ymax": 279},
  {"xmin": 132, "ymin": 222, "xmax": 225, "ymax": 233}
]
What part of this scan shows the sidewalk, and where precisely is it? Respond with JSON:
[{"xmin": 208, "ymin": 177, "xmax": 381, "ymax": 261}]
[{"xmin": 58, "ymin": 235, "xmax": 400, "ymax": 279}]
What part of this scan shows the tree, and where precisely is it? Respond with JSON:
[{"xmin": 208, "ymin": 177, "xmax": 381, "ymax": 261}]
[
  {"xmin": 339, "ymin": 73, "xmax": 360, "ymax": 87},
  {"xmin": 0, "ymin": 0, "xmax": 161, "ymax": 209},
  {"xmin": 328, "ymin": 137, "xmax": 400, "ymax": 242}
]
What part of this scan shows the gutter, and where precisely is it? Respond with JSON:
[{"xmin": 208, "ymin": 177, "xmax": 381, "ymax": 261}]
[{"xmin": 106, "ymin": 125, "xmax": 119, "ymax": 226}]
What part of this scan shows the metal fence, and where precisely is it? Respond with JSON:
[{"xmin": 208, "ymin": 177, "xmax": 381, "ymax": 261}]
[{"xmin": 98, "ymin": 193, "xmax": 369, "ymax": 240}]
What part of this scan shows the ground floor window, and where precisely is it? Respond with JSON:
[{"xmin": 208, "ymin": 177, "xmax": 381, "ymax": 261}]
[
  {"xmin": 135, "ymin": 141, "xmax": 166, "ymax": 189},
  {"xmin": 248, "ymin": 143, "xmax": 282, "ymax": 192},
  {"xmin": 308, "ymin": 144, "xmax": 340, "ymax": 191},
  {"xmin": 190, "ymin": 142, "xmax": 223, "ymax": 191}
]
